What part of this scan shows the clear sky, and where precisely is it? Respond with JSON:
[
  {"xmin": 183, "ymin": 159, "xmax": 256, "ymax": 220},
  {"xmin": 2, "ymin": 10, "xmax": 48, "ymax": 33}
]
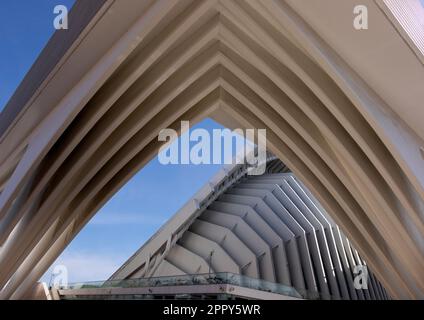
[
  {"xmin": 42, "ymin": 118, "xmax": 227, "ymax": 283},
  {"xmin": 0, "ymin": 0, "xmax": 75, "ymax": 109},
  {"xmin": 44, "ymin": 118, "xmax": 248, "ymax": 283},
  {"xmin": 0, "ymin": 1, "xmax": 226, "ymax": 283}
]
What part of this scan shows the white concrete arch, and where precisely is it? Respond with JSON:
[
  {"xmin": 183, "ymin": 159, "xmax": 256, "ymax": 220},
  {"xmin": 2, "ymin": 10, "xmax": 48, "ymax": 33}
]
[{"xmin": 0, "ymin": 0, "xmax": 422, "ymax": 299}]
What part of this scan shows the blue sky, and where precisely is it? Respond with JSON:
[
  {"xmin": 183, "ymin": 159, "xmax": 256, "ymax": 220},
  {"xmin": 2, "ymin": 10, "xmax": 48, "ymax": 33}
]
[
  {"xmin": 42, "ymin": 118, "xmax": 227, "ymax": 283},
  {"xmin": 0, "ymin": 0, "xmax": 74, "ymax": 109},
  {"xmin": 0, "ymin": 1, "xmax": 226, "ymax": 283}
]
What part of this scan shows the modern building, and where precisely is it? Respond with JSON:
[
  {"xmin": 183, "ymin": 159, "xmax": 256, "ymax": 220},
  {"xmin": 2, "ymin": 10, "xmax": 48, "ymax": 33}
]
[
  {"xmin": 0, "ymin": 0, "xmax": 423, "ymax": 299},
  {"xmin": 55, "ymin": 158, "xmax": 390, "ymax": 300}
]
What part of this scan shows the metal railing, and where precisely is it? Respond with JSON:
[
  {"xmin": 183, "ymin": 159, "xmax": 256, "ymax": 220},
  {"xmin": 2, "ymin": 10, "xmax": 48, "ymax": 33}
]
[{"xmin": 58, "ymin": 272, "xmax": 303, "ymax": 299}]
